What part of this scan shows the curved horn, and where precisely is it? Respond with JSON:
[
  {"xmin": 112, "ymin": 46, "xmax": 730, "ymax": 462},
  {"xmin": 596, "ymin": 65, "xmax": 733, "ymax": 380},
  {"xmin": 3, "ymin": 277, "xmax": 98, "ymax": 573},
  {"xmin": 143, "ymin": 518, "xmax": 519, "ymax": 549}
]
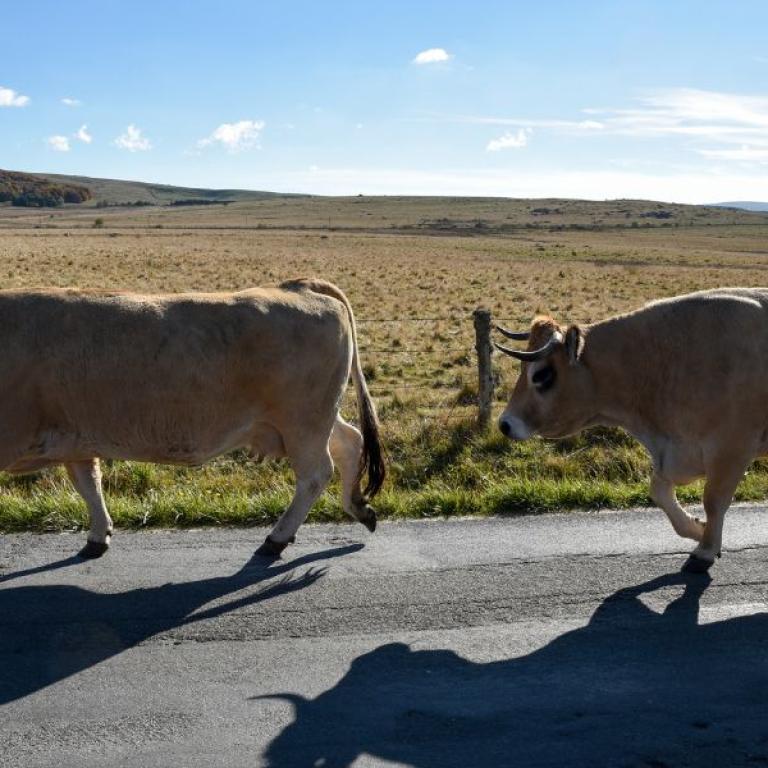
[
  {"xmin": 495, "ymin": 325, "xmax": 530, "ymax": 341},
  {"xmin": 493, "ymin": 332, "xmax": 563, "ymax": 362}
]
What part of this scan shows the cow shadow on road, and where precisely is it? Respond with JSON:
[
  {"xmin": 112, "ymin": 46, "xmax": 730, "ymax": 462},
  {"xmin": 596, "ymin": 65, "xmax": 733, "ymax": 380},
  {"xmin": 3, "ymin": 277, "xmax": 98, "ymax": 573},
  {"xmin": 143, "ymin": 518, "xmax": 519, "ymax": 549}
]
[
  {"xmin": 261, "ymin": 572, "xmax": 768, "ymax": 768},
  {"xmin": 0, "ymin": 543, "xmax": 361, "ymax": 705}
]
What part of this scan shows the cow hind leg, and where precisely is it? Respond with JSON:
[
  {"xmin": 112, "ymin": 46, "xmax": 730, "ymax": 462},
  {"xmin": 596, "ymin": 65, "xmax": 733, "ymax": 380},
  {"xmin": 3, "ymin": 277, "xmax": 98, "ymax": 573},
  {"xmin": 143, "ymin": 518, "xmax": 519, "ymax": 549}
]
[
  {"xmin": 683, "ymin": 457, "xmax": 749, "ymax": 573},
  {"xmin": 66, "ymin": 458, "xmax": 114, "ymax": 559},
  {"xmin": 329, "ymin": 415, "xmax": 377, "ymax": 533},
  {"xmin": 256, "ymin": 437, "xmax": 334, "ymax": 559}
]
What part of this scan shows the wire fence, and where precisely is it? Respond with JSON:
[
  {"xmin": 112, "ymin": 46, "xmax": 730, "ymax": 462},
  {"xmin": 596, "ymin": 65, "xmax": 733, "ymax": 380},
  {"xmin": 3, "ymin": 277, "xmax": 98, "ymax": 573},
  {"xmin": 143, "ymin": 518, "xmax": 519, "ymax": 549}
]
[
  {"xmin": 345, "ymin": 309, "xmax": 502, "ymax": 425},
  {"xmin": 357, "ymin": 317, "xmax": 452, "ymax": 324}
]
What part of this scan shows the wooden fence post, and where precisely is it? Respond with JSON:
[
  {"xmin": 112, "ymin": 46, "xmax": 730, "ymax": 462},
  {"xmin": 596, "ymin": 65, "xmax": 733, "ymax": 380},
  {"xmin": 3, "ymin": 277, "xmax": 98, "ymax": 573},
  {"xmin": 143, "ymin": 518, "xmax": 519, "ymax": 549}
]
[{"xmin": 473, "ymin": 308, "xmax": 493, "ymax": 428}]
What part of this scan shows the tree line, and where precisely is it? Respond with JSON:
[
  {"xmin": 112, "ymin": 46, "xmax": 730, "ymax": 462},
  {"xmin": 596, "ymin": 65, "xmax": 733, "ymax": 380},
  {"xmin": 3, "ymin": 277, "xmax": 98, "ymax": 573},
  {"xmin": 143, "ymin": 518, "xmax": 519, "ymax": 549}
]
[{"xmin": 0, "ymin": 170, "xmax": 92, "ymax": 207}]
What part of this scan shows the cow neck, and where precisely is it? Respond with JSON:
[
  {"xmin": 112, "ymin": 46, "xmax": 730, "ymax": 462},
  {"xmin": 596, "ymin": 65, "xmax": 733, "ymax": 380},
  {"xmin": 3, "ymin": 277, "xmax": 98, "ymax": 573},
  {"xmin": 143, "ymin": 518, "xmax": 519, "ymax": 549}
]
[{"xmin": 582, "ymin": 312, "xmax": 655, "ymax": 437}]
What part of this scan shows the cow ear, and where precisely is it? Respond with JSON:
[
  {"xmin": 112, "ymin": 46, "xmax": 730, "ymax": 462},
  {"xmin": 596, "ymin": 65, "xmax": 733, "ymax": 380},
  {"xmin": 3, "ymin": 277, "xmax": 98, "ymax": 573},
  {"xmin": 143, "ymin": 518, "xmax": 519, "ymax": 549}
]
[{"xmin": 565, "ymin": 324, "xmax": 584, "ymax": 365}]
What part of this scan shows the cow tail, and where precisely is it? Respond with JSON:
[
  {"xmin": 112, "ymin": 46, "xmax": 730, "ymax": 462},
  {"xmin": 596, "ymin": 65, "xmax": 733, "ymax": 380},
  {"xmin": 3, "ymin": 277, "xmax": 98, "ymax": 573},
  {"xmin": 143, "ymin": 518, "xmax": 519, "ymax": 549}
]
[{"xmin": 287, "ymin": 279, "xmax": 386, "ymax": 499}]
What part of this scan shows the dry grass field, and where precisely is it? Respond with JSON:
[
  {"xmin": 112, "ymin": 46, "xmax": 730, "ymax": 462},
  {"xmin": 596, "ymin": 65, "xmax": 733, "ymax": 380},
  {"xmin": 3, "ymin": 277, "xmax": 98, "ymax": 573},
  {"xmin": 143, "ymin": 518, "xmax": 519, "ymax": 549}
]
[{"xmin": 2, "ymin": 194, "xmax": 768, "ymax": 534}]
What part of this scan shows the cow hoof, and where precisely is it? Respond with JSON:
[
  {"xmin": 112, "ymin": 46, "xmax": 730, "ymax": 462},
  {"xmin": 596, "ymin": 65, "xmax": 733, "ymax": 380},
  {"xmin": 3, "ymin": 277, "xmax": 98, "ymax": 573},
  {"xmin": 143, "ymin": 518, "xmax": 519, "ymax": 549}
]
[
  {"xmin": 682, "ymin": 554, "xmax": 715, "ymax": 574},
  {"xmin": 78, "ymin": 540, "xmax": 110, "ymax": 559},
  {"xmin": 255, "ymin": 535, "xmax": 295, "ymax": 559},
  {"xmin": 358, "ymin": 504, "xmax": 377, "ymax": 533}
]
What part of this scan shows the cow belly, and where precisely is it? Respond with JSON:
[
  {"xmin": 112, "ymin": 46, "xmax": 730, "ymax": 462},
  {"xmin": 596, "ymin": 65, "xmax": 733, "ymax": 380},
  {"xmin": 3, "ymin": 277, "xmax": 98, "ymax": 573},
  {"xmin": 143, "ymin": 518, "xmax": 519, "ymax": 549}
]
[
  {"xmin": 8, "ymin": 415, "xmax": 280, "ymax": 469},
  {"xmin": 98, "ymin": 417, "xmax": 260, "ymax": 465}
]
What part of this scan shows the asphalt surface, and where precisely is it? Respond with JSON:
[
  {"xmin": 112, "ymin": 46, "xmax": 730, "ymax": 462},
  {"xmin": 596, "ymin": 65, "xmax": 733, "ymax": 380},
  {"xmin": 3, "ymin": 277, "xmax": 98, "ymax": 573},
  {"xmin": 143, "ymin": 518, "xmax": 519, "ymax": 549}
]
[{"xmin": 1, "ymin": 506, "xmax": 768, "ymax": 768}]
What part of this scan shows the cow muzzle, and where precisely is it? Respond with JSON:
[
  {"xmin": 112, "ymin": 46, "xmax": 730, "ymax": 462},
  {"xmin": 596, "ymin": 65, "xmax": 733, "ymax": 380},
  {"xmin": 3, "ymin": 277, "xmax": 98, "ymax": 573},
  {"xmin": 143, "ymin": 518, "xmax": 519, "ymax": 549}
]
[{"xmin": 498, "ymin": 414, "xmax": 532, "ymax": 440}]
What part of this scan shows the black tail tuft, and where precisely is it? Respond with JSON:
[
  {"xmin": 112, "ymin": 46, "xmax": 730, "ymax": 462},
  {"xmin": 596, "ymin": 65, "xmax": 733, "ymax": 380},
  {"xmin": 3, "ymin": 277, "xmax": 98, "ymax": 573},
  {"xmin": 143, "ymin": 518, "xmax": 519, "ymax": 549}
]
[{"xmin": 358, "ymin": 389, "xmax": 385, "ymax": 499}]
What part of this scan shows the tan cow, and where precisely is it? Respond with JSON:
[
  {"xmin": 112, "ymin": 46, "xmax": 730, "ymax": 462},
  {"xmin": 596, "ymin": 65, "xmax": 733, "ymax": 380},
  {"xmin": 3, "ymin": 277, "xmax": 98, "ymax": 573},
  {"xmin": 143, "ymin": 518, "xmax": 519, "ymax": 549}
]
[
  {"xmin": 0, "ymin": 278, "xmax": 385, "ymax": 559},
  {"xmin": 495, "ymin": 287, "xmax": 768, "ymax": 572}
]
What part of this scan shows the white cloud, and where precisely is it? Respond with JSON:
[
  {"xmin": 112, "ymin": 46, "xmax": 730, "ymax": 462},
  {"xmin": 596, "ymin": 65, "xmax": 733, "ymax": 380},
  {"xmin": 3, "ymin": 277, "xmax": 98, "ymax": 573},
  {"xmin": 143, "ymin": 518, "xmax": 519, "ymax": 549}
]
[
  {"xmin": 446, "ymin": 88, "xmax": 768, "ymax": 163},
  {"xmin": 585, "ymin": 89, "xmax": 768, "ymax": 145},
  {"xmin": 197, "ymin": 120, "xmax": 265, "ymax": 152},
  {"xmin": 61, "ymin": 97, "xmax": 81, "ymax": 107},
  {"xmin": 45, "ymin": 126, "xmax": 92, "ymax": 151},
  {"xmin": 413, "ymin": 48, "xmax": 451, "ymax": 65},
  {"xmin": 439, "ymin": 114, "xmax": 605, "ymax": 133},
  {"xmin": 647, "ymin": 88, "xmax": 768, "ymax": 126},
  {"xmin": 75, "ymin": 124, "xmax": 92, "ymax": 144},
  {"xmin": 697, "ymin": 145, "xmax": 768, "ymax": 163},
  {"xmin": 47, "ymin": 135, "xmax": 70, "ymax": 152},
  {"xmin": 114, "ymin": 124, "xmax": 152, "ymax": 152},
  {"xmin": 0, "ymin": 86, "xmax": 29, "ymax": 107},
  {"xmin": 486, "ymin": 129, "xmax": 530, "ymax": 151},
  {"xmin": 578, "ymin": 120, "xmax": 605, "ymax": 131}
]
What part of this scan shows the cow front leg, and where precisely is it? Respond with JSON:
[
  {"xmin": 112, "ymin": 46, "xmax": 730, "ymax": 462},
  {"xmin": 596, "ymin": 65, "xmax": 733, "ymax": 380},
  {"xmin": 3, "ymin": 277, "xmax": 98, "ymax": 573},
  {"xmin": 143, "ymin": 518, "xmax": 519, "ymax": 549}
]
[
  {"xmin": 650, "ymin": 473, "xmax": 705, "ymax": 542},
  {"xmin": 66, "ymin": 458, "xmax": 114, "ymax": 559},
  {"xmin": 684, "ymin": 458, "xmax": 749, "ymax": 573},
  {"xmin": 256, "ymin": 444, "xmax": 334, "ymax": 559},
  {"xmin": 329, "ymin": 415, "xmax": 377, "ymax": 532}
]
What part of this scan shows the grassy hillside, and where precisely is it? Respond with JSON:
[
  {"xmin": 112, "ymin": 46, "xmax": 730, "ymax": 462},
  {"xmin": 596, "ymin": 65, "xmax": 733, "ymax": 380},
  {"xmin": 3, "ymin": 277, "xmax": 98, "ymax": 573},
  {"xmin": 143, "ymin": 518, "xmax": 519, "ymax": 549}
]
[
  {"xmin": 8, "ymin": 170, "xmax": 305, "ymax": 206},
  {"xmin": 2, "ymin": 169, "xmax": 768, "ymax": 232}
]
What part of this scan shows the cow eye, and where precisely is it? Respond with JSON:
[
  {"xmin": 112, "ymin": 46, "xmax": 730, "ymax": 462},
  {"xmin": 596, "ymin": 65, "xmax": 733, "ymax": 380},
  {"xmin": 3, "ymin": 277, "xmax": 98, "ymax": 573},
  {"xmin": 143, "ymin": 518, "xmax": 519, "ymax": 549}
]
[{"xmin": 532, "ymin": 366, "xmax": 556, "ymax": 393}]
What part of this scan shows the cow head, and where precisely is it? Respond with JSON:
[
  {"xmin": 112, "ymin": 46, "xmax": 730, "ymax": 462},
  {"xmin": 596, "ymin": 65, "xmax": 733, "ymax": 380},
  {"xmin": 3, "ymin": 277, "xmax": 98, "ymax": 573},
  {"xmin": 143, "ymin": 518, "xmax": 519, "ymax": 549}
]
[{"xmin": 495, "ymin": 315, "xmax": 595, "ymax": 440}]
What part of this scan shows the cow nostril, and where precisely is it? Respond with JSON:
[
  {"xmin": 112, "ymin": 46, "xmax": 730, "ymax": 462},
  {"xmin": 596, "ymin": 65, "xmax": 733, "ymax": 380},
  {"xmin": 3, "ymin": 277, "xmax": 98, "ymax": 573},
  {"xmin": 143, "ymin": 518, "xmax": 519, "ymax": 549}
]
[{"xmin": 499, "ymin": 419, "xmax": 511, "ymax": 437}]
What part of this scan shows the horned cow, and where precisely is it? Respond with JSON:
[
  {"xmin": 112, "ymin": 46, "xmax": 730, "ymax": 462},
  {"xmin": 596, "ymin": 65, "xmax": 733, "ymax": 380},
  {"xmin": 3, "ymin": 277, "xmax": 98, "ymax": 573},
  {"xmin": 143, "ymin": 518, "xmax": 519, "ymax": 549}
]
[
  {"xmin": 495, "ymin": 288, "xmax": 768, "ymax": 572},
  {"xmin": 0, "ymin": 278, "xmax": 385, "ymax": 558}
]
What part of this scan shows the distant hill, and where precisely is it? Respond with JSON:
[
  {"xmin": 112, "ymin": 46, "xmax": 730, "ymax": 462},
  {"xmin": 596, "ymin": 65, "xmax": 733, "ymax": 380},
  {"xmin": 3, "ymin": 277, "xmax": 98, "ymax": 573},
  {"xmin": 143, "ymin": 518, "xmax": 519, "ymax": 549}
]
[
  {"xmin": 3, "ymin": 170, "xmax": 307, "ymax": 207},
  {"xmin": 3, "ymin": 170, "xmax": 768, "ymax": 232},
  {"xmin": 714, "ymin": 201, "xmax": 768, "ymax": 212},
  {"xmin": 0, "ymin": 169, "xmax": 92, "ymax": 207}
]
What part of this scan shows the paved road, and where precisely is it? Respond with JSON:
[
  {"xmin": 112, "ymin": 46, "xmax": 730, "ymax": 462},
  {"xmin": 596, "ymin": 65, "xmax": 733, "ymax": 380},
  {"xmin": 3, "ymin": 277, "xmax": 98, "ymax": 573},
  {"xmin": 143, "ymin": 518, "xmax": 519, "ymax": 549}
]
[{"xmin": 2, "ymin": 506, "xmax": 768, "ymax": 768}]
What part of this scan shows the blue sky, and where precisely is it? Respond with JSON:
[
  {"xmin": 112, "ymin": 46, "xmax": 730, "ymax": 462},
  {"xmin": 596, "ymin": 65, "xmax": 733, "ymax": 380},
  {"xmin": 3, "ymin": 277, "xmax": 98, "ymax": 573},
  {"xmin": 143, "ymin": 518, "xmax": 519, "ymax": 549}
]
[{"xmin": 2, "ymin": 0, "xmax": 768, "ymax": 202}]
